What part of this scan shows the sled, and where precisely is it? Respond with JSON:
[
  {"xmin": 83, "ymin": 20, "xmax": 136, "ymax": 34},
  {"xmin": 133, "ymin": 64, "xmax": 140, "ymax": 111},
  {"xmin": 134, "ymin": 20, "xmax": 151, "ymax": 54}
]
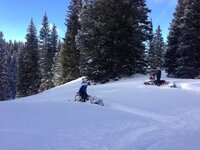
[
  {"xmin": 144, "ymin": 80, "xmax": 177, "ymax": 88},
  {"xmin": 75, "ymin": 92, "xmax": 104, "ymax": 106},
  {"xmin": 144, "ymin": 80, "xmax": 169, "ymax": 86}
]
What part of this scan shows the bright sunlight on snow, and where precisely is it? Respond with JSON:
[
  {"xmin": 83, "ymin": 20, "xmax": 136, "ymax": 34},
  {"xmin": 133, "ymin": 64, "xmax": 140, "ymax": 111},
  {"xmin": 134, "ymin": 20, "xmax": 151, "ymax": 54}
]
[{"xmin": 0, "ymin": 74, "xmax": 200, "ymax": 150}]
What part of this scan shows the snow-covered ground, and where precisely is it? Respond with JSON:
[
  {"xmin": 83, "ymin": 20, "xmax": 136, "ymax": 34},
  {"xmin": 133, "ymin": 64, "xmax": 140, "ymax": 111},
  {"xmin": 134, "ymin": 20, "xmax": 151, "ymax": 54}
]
[{"xmin": 1, "ymin": 74, "xmax": 200, "ymax": 150}]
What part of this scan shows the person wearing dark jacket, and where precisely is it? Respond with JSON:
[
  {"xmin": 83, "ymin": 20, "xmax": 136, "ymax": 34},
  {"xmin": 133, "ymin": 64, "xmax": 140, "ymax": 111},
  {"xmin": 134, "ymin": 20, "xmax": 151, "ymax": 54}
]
[
  {"xmin": 79, "ymin": 82, "xmax": 88, "ymax": 102},
  {"xmin": 156, "ymin": 68, "xmax": 161, "ymax": 86}
]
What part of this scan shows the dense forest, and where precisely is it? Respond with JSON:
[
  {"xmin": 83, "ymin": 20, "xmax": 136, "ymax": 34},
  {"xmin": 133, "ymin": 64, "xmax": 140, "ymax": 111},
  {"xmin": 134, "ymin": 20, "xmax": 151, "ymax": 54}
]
[{"xmin": 0, "ymin": 0, "xmax": 199, "ymax": 101}]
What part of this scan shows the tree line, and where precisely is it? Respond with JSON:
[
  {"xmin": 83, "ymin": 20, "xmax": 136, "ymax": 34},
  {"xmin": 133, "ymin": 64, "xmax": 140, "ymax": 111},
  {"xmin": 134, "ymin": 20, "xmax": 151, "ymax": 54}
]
[
  {"xmin": 0, "ymin": 13, "xmax": 61, "ymax": 100},
  {"xmin": 165, "ymin": 0, "xmax": 200, "ymax": 78},
  {"xmin": 2, "ymin": 0, "xmax": 199, "ymax": 101}
]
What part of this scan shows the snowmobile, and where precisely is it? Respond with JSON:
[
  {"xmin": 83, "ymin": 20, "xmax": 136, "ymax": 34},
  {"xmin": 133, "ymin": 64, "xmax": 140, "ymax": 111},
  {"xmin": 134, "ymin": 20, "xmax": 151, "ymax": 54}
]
[
  {"xmin": 144, "ymin": 75, "xmax": 177, "ymax": 87},
  {"xmin": 75, "ymin": 92, "xmax": 104, "ymax": 106},
  {"xmin": 144, "ymin": 80, "xmax": 169, "ymax": 86}
]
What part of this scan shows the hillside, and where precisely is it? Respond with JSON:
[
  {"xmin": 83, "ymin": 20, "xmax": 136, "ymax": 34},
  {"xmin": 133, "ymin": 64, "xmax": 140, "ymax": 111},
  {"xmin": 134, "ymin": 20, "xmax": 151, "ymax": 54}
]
[{"xmin": 0, "ymin": 74, "xmax": 200, "ymax": 150}]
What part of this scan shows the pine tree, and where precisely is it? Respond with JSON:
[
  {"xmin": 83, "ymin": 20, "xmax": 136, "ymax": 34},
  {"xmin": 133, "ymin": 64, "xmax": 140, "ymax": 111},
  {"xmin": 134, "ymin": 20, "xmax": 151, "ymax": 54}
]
[
  {"xmin": 52, "ymin": 40, "xmax": 63, "ymax": 86},
  {"xmin": 133, "ymin": 0, "xmax": 151, "ymax": 74},
  {"xmin": 175, "ymin": 0, "xmax": 200, "ymax": 78},
  {"xmin": 50, "ymin": 24, "xmax": 58, "ymax": 59},
  {"xmin": 0, "ymin": 32, "xmax": 10, "ymax": 100},
  {"xmin": 50, "ymin": 24, "xmax": 60, "ymax": 86},
  {"xmin": 76, "ymin": 0, "xmax": 151, "ymax": 82},
  {"xmin": 77, "ymin": 0, "xmax": 142, "ymax": 82},
  {"xmin": 16, "ymin": 19, "xmax": 40, "ymax": 97},
  {"xmin": 76, "ymin": 4, "xmax": 94, "ymax": 78},
  {"xmin": 7, "ymin": 41, "xmax": 19, "ymax": 99},
  {"xmin": 149, "ymin": 25, "xmax": 164, "ymax": 71},
  {"xmin": 165, "ymin": 0, "xmax": 186, "ymax": 77},
  {"xmin": 147, "ymin": 20, "xmax": 155, "ymax": 73},
  {"xmin": 192, "ymin": 0, "xmax": 200, "ymax": 78},
  {"xmin": 39, "ymin": 13, "xmax": 54, "ymax": 91},
  {"xmin": 61, "ymin": 0, "xmax": 82, "ymax": 83},
  {"xmin": 16, "ymin": 45, "xmax": 26, "ymax": 97}
]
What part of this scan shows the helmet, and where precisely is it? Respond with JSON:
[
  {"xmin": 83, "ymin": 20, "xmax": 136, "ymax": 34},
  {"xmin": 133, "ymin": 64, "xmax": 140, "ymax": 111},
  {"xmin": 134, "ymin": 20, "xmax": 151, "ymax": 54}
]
[{"xmin": 82, "ymin": 77, "xmax": 90, "ymax": 85}]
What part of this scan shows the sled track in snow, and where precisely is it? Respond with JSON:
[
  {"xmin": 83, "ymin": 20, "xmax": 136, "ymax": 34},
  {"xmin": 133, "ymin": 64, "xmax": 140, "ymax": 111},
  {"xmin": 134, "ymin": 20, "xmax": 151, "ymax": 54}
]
[
  {"xmin": 110, "ymin": 104, "xmax": 181, "ymax": 124},
  {"xmin": 109, "ymin": 103, "xmax": 200, "ymax": 130},
  {"xmin": 109, "ymin": 125, "xmax": 161, "ymax": 150}
]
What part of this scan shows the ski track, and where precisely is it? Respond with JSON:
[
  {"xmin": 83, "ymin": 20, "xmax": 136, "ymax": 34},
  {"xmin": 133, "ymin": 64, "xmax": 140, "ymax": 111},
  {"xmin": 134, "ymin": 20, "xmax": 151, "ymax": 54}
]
[
  {"xmin": 108, "ymin": 103, "xmax": 200, "ymax": 149},
  {"xmin": 109, "ymin": 103, "xmax": 184, "ymax": 127},
  {"xmin": 110, "ymin": 125, "xmax": 161, "ymax": 150},
  {"xmin": 110, "ymin": 103, "xmax": 200, "ymax": 130}
]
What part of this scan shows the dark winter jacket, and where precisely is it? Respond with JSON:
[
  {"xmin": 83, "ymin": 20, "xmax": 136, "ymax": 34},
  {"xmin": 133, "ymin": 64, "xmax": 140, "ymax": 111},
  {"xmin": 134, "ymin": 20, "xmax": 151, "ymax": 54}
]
[
  {"xmin": 156, "ymin": 69, "xmax": 161, "ymax": 81},
  {"xmin": 79, "ymin": 83, "xmax": 88, "ymax": 94}
]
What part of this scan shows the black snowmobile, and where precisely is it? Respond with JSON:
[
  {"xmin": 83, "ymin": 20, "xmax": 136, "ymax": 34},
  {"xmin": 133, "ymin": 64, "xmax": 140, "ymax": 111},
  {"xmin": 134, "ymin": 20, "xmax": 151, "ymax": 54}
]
[
  {"xmin": 144, "ymin": 75, "xmax": 176, "ymax": 87},
  {"xmin": 144, "ymin": 80, "xmax": 169, "ymax": 86}
]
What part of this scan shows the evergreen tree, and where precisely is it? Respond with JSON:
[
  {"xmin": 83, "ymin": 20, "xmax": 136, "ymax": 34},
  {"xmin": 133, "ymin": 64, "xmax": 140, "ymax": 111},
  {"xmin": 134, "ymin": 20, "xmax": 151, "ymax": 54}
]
[
  {"xmin": 148, "ymin": 25, "xmax": 164, "ymax": 71},
  {"xmin": 76, "ymin": 0, "xmax": 151, "ymax": 82},
  {"xmin": 76, "ymin": 4, "xmax": 94, "ymax": 78},
  {"xmin": 133, "ymin": 0, "xmax": 151, "ymax": 74},
  {"xmin": 165, "ymin": 0, "xmax": 186, "ymax": 77},
  {"xmin": 147, "ymin": 20, "xmax": 155, "ymax": 73},
  {"xmin": 61, "ymin": 0, "xmax": 82, "ymax": 83},
  {"xmin": 50, "ymin": 24, "xmax": 58, "ymax": 59},
  {"xmin": 39, "ymin": 13, "xmax": 54, "ymax": 91},
  {"xmin": 77, "ymin": 0, "xmax": 142, "ymax": 82},
  {"xmin": 52, "ymin": 40, "xmax": 63, "ymax": 86},
  {"xmin": 0, "ymin": 32, "xmax": 10, "ymax": 100},
  {"xmin": 16, "ymin": 19, "xmax": 40, "ymax": 97},
  {"xmin": 7, "ymin": 41, "xmax": 19, "ymax": 99},
  {"xmin": 16, "ymin": 45, "xmax": 26, "ymax": 97},
  {"xmin": 175, "ymin": 0, "xmax": 200, "ymax": 78},
  {"xmin": 50, "ymin": 24, "xmax": 60, "ymax": 86}
]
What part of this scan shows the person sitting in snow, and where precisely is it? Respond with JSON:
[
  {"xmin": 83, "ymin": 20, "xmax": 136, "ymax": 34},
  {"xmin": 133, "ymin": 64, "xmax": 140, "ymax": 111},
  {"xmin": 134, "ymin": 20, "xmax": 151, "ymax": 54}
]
[{"xmin": 78, "ymin": 79, "xmax": 90, "ymax": 102}]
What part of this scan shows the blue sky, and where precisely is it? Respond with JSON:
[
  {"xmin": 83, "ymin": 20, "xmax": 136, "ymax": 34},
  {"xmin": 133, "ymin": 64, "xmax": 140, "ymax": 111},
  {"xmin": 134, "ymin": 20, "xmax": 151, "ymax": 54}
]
[
  {"xmin": 0, "ymin": 0, "xmax": 177, "ymax": 42},
  {"xmin": 147, "ymin": 0, "xmax": 177, "ymax": 41}
]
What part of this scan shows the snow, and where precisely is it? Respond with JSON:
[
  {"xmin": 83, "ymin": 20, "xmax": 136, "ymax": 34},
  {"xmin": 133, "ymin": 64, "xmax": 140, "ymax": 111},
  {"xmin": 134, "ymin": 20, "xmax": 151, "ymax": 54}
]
[{"xmin": 0, "ymin": 74, "xmax": 200, "ymax": 150}]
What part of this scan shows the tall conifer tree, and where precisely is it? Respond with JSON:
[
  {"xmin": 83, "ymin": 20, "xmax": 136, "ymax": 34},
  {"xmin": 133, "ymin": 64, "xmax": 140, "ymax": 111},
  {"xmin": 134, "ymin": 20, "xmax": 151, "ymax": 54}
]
[
  {"xmin": 50, "ymin": 24, "xmax": 58, "ymax": 59},
  {"xmin": 147, "ymin": 20, "xmax": 155, "ymax": 73},
  {"xmin": 165, "ymin": 0, "xmax": 186, "ymax": 77},
  {"xmin": 77, "ymin": 0, "xmax": 151, "ymax": 82},
  {"xmin": 175, "ymin": 0, "xmax": 200, "ymax": 78},
  {"xmin": 52, "ymin": 40, "xmax": 63, "ymax": 86},
  {"xmin": 61, "ymin": 0, "xmax": 82, "ymax": 83},
  {"xmin": 133, "ymin": 0, "xmax": 151, "ymax": 74},
  {"xmin": 0, "ymin": 32, "xmax": 10, "ymax": 100},
  {"xmin": 39, "ymin": 13, "xmax": 54, "ymax": 91},
  {"xmin": 17, "ymin": 19, "xmax": 40, "ymax": 97},
  {"xmin": 77, "ymin": 0, "xmax": 141, "ymax": 82},
  {"xmin": 153, "ymin": 26, "xmax": 164, "ymax": 69},
  {"xmin": 7, "ymin": 41, "xmax": 19, "ymax": 99}
]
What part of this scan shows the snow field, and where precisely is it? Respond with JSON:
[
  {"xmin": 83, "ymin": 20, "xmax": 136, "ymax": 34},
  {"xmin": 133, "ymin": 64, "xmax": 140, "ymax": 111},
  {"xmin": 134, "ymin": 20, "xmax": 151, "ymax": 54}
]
[{"xmin": 0, "ymin": 75, "xmax": 200, "ymax": 150}]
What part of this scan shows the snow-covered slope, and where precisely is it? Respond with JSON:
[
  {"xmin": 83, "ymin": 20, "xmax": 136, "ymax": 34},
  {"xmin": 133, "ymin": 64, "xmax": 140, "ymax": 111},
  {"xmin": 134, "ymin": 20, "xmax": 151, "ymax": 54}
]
[{"xmin": 0, "ymin": 75, "xmax": 200, "ymax": 150}]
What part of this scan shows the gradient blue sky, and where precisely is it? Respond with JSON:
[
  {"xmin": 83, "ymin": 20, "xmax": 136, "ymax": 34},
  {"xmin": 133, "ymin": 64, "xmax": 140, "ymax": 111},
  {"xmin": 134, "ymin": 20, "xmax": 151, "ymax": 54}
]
[{"xmin": 0, "ymin": 0, "xmax": 177, "ymax": 42}]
